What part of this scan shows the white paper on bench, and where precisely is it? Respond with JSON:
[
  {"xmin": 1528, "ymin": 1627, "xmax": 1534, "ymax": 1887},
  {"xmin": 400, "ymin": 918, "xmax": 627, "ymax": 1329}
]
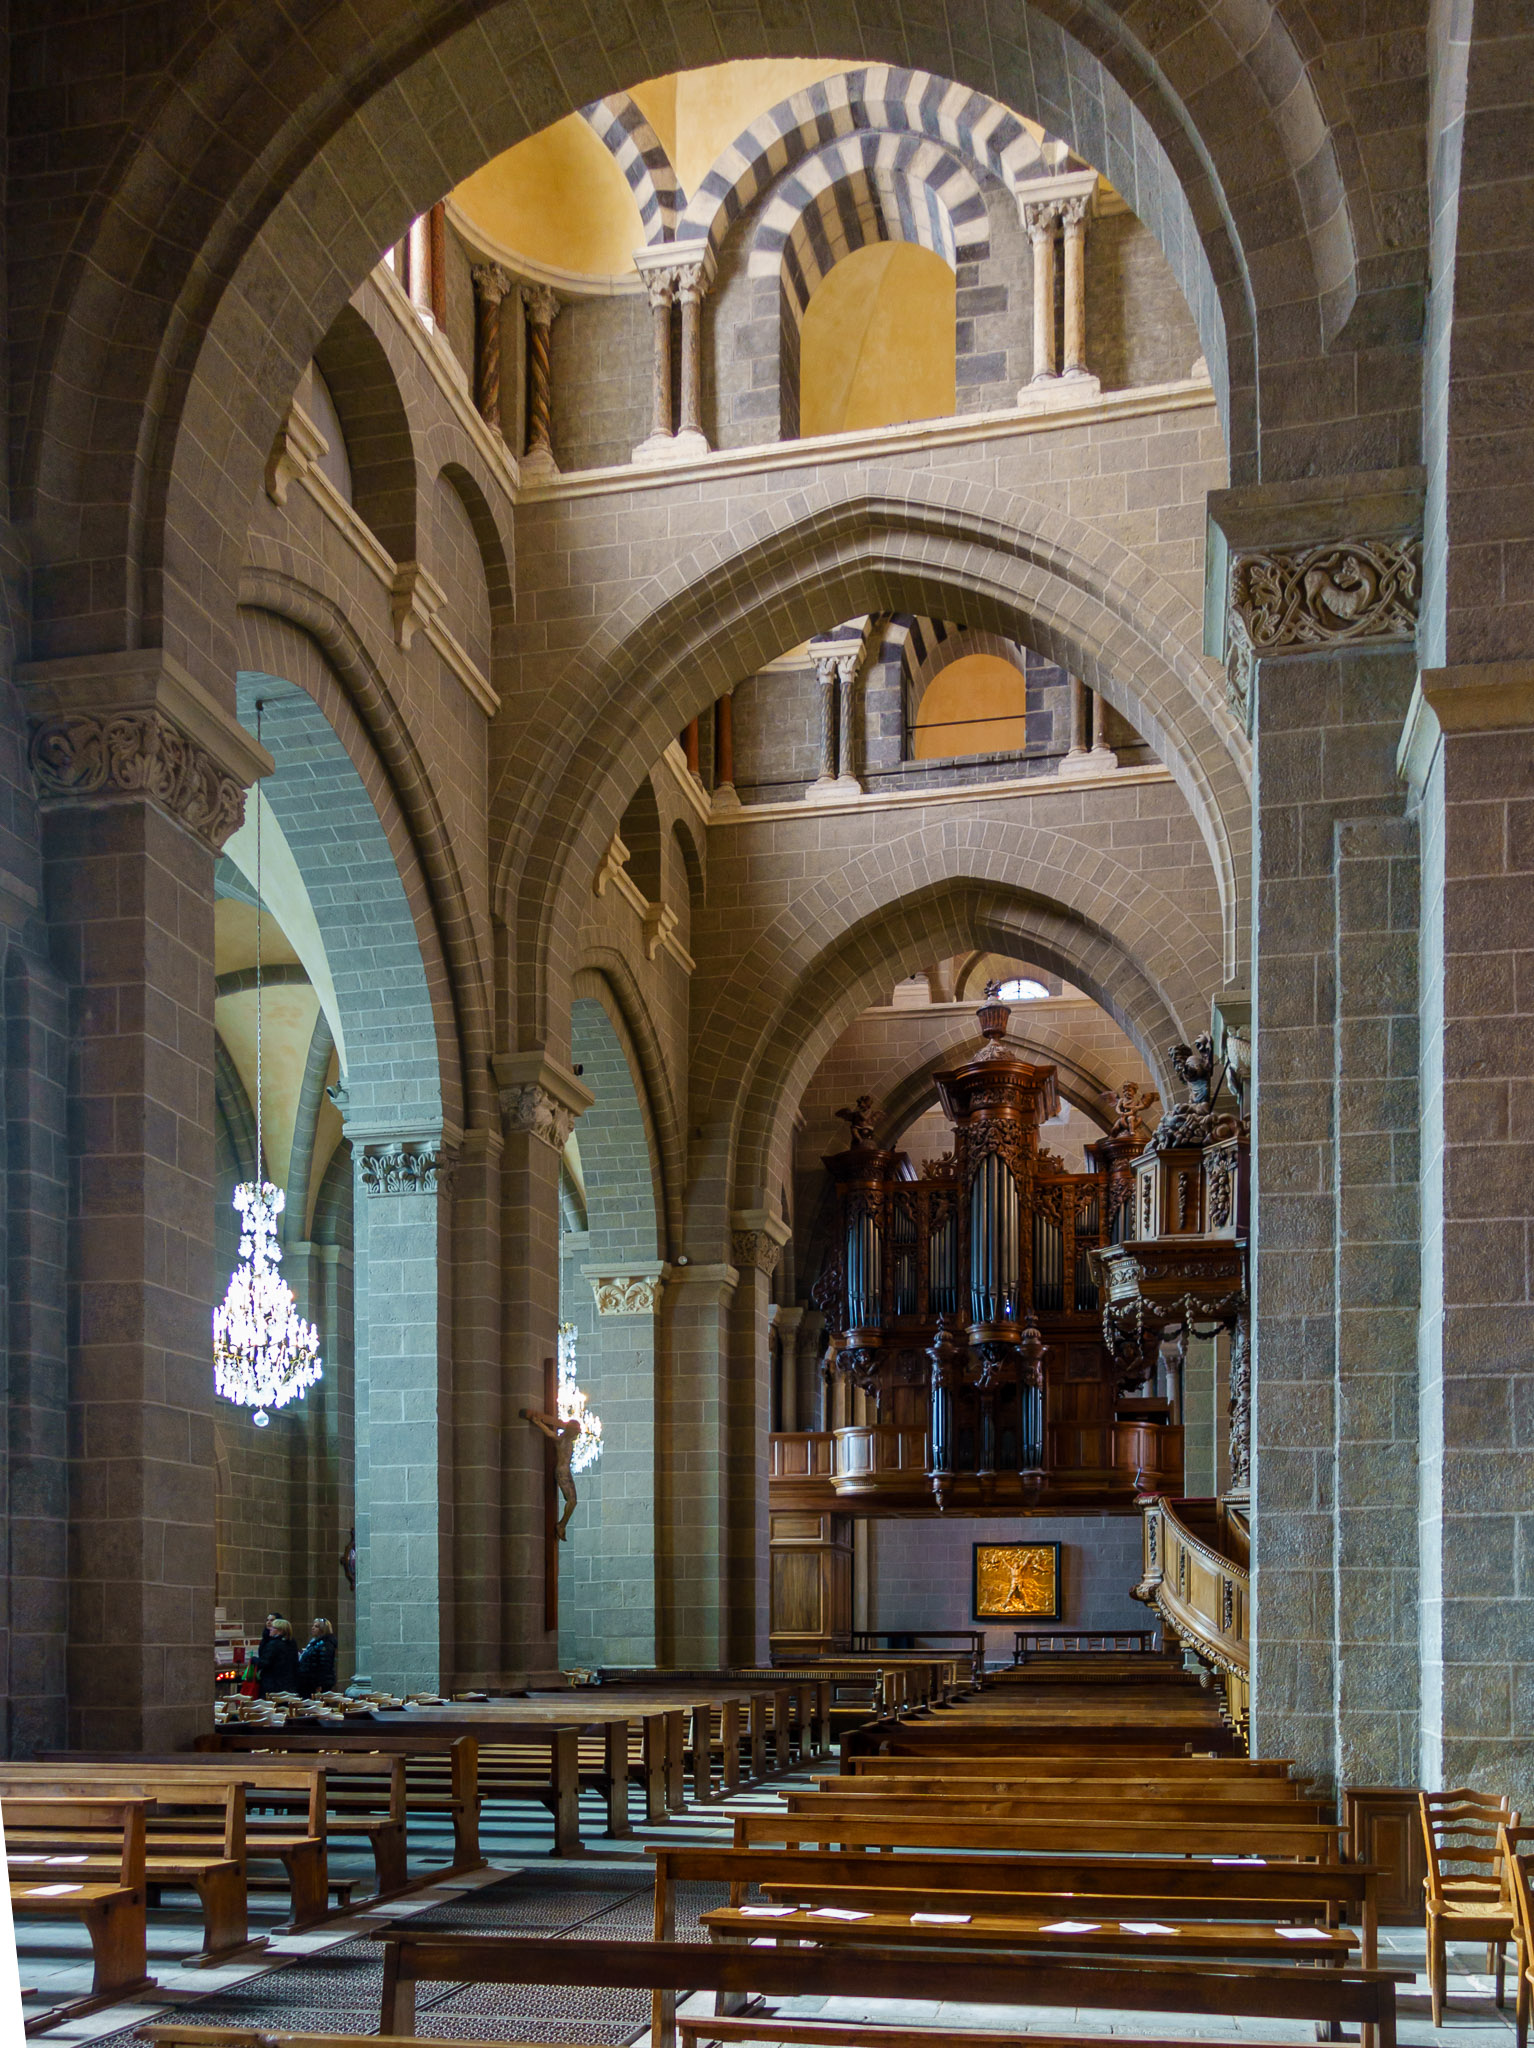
[
  {"xmin": 25, "ymin": 1884, "xmax": 83, "ymax": 1896},
  {"xmin": 1214, "ymin": 1857, "xmax": 1267, "ymax": 1865},
  {"xmin": 1041, "ymin": 1920, "xmax": 1101, "ymax": 1932},
  {"xmin": 740, "ymin": 1905, "xmax": 795, "ymax": 1917},
  {"xmin": 47, "ymin": 1856, "xmax": 88, "ymax": 1865},
  {"xmin": 1121, "ymin": 1922, "xmax": 1178, "ymax": 1935},
  {"xmin": 1278, "ymin": 1927, "xmax": 1333, "ymax": 1940},
  {"xmin": 912, "ymin": 1912, "xmax": 971, "ymax": 1924},
  {"xmin": 812, "ymin": 1907, "xmax": 870, "ymax": 1920}
]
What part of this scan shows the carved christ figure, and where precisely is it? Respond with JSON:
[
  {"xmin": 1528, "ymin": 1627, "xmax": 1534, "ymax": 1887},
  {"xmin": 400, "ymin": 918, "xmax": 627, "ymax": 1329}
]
[{"xmin": 523, "ymin": 1407, "xmax": 582, "ymax": 1539}]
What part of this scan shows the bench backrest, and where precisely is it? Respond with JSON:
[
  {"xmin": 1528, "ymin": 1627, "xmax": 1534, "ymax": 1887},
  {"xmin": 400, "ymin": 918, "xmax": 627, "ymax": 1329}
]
[
  {"xmin": 732, "ymin": 1809, "xmax": 1340, "ymax": 1859},
  {"xmin": 1, "ymin": 1773, "xmax": 244, "ymax": 1858},
  {"xmin": 1, "ymin": 1795, "xmax": 148, "ymax": 1888}
]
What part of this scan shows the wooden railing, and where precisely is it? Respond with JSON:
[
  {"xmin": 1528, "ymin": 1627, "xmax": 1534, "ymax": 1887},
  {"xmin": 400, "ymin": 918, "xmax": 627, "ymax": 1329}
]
[
  {"xmin": 772, "ymin": 1423, "xmax": 1182, "ymax": 1501},
  {"xmin": 1136, "ymin": 1494, "xmax": 1249, "ymax": 1746}
]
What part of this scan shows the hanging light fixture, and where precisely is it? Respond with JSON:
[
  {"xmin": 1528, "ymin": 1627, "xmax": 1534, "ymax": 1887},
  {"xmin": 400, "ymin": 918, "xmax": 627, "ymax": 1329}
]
[
  {"xmin": 556, "ymin": 1320, "xmax": 603, "ymax": 1474},
  {"xmin": 213, "ymin": 701, "xmax": 323, "ymax": 1427}
]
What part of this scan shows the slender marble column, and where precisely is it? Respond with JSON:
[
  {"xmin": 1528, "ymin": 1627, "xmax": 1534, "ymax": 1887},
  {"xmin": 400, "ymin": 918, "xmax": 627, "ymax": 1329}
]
[
  {"xmin": 406, "ymin": 215, "xmax": 435, "ymax": 327},
  {"xmin": 713, "ymin": 692, "xmax": 739, "ymax": 810},
  {"xmin": 814, "ymin": 656, "xmax": 839, "ymax": 785},
  {"xmin": 1089, "ymin": 684, "xmax": 1118, "ymax": 764},
  {"xmin": 835, "ymin": 651, "xmax": 863, "ymax": 793},
  {"xmin": 1060, "ymin": 194, "xmax": 1091, "ymax": 379},
  {"xmin": 1023, "ymin": 199, "xmax": 1061, "ymax": 383},
  {"xmin": 520, "ymin": 284, "xmax": 561, "ymax": 481},
  {"xmin": 1056, "ymin": 674, "xmax": 1093, "ymax": 777},
  {"xmin": 470, "ymin": 265, "xmax": 511, "ymax": 434},
  {"xmin": 682, "ymin": 718, "xmax": 700, "ymax": 776},
  {"xmin": 633, "ymin": 264, "xmax": 677, "ymax": 462},
  {"xmin": 674, "ymin": 259, "xmax": 711, "ymax": 457}
]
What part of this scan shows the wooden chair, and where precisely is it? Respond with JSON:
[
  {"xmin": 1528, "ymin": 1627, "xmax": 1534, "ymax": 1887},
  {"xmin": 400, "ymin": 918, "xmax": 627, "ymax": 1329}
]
[
  {"xmin": 1497, "ymin": 1824, "xmax": 1534, "ymax": 2048},
  {"xmin": 1420, "ymin": 1787, "xmax": 1518, "ymax": 2022}
]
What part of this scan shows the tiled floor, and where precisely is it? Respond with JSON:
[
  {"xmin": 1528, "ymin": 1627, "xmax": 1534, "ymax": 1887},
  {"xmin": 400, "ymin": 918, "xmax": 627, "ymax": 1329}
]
[{"xmin": 12, "ymin": 1774, "xmax": 1523, "ymax": 2048}]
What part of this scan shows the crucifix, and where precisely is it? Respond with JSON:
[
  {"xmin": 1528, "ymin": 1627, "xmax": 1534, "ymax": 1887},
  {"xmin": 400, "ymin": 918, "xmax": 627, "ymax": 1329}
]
[{"xmin": 522, "ymin": 1356, "xmax": 579, "ymax": 1631}]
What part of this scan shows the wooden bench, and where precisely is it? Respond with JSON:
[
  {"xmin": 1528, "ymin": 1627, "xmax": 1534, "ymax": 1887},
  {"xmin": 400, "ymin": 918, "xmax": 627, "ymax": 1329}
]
[
  {"xmin": 788, "ymin": 1786, "xmax": 1333, "ymax": 1826},
  {"xmin": 199, "ymin": 1729, "xmax": 480, "ymax": 1873},
  {"xmin": 6, "ymin": 1796, "xmax": 156, "ymax": 2032},
  {"xmin": 849, "ymin": 1629, "xmax": 989, "ymax": 1688},
  {"xmin": 368, "ymin": 1928, "xmax": 1400, "ymax": 2048},
  {"xmin": 730, "ymin": 1807, "xmax": 1344, "ymax": 1861},
  {"xmin": 3, "ymin": 1772, "xmax": 252, "ymax": 1964},
  {"xmin": 835, "ymin": 1754, "xmax": 1302, "ymax": 1784}
]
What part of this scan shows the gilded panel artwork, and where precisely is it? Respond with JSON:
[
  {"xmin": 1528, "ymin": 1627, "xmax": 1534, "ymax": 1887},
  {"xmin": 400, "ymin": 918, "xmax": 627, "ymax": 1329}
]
[{"xmin": 972, "ymin": 1540, "xmax": 1061, "ymax": 1621}]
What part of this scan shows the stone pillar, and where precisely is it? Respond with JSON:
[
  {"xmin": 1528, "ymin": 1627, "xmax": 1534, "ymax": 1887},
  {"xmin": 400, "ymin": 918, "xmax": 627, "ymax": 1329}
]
[
  {"xmin": 657, "ymin": 1261, "xmax": 738, "ymax": 1662},
  {"xmin": 774, "ymin": 1306, "xmax": 804, "ymax": 1432},
  {"xmin": 632, "ymin": 256, "xmax": 678, "ymax": 465},
  {"xmin": 1401, "ymin": 664, "xmax": 1534, "ymax": 1808},
  {"xmin": 813, "ymin": 656, "xmax": 839, "ymax": 788},
  {"xmin": 1056, "ymin": 675, "xmax": 1093, "ymax": 778},
  {"xmin": 1212, "ymin": 472, "xmax": 1424, "ymax": 1794},
  {"xmin": 577, "ymin": 1263, "xmax": 667, "ymax": 1666},
  {"xmin": 520, "ymin": 284, "xmax": 561, "ymax": 484},
  {"xmin": 19, "ymin": 650, "xmax": 269, "ymax": 1749},
  {"xmin": 449, "ymin": 1126, "xmax": 504, "ymax": 1691},
  {"xmin": 682, "ymin": 718, "xmax": 700, "ymax": 777},
  {"xmin": 731, "ymin": 1211, "xmax": 792, "ymax": 1663},
  {"xmin": 674, "ymin": 258, "xmax": 712, "ymax": 460},
  {"xmin": 346, "ymin": 1136, "xmax": 456, "ymax": 1696},
  {"xmin": 1023, "ymin": 199, "xmax": 1059, "ymax": 384},
  {"xmin": 1088, "ymin": 686, "xmax": 1118, "ymax": 766},
  {"xmin": 1060, "ymin": 194, "xmax": 1091, "ymax": 380},
  {"xmin": 470, "ymin": 264, "xmax": 511, "ymax": 436},
  {"xmin": 495, "ymin": 1053, "xmax": 592, "ymax": 1683},
  {"xmin": 712, "ymin": 692, "xmax": 739, "ymax": 814},
  {"xmin": 835, "ymin": 653, "xmax": 863, "ymax": 795},
  {"xmin": 406, "ymin": 214, "xmax": 435, "ymax": 328}
]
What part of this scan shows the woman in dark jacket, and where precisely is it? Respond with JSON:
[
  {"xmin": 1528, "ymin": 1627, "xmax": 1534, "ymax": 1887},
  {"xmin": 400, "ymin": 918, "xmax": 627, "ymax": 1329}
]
[
  {"xmin": 297, "ymin": 1617, "xmax": 338, "ymax": 1696},
  {"xmin": 256, "ymin": 1616, "xmax": 301, "ymax": 1695}
]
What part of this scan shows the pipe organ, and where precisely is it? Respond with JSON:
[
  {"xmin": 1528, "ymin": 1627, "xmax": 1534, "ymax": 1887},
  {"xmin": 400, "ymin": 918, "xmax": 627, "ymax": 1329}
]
[{"xmin": 806, "ymin": 987, "xmax": 1177, "ymax": 1512}]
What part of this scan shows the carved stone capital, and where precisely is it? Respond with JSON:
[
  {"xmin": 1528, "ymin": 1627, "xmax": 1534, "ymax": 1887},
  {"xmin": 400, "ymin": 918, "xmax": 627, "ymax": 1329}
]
[
  {"xmin": 583, "ymin": 1261, "xmax": 669, "ymax": 1315},
  {"xmin": 20, "ymin": 651, "xmax": 273, "ymax": 856},
  {"xmin": 639, "ymin": 264, "xmax": 678, "ymax": 310},
  {"xmin": 494, "ymin": 1050, "xmax": 594, "ymax": 1153},
  {"xmin": 1058, "ymin": 193, "xmax": 1092, "ymax": 230},
  {"xmin": 471, "ymin": 262, "xmax": 513, "ymax": 308},
  {"xmin": 673, "ymin": 257, "xmax": 710, "ymax": 305},
  {"xmin": 1021, "ymin": 197, "xmax": 1063, "ymax": 239},
  {"xmin": 521, "ymin": 282, "xmax": 561, "ymax": 329},
  {"xmin": 360, "ymin": 1143, "xmax": 456, "ymax": 1196},
  {"xmin": 731, "ymin": 1205, "xmax": 792, "ymax": 1278},
  {"xmin": 1228, "ymin": 533, "xmax": 1421, "ymax": 659}
]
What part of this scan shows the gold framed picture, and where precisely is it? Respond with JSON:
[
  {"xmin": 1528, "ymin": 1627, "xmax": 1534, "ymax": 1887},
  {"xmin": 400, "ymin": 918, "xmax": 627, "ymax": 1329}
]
[{"xmin": 972, "ymin": 1540, "xmax": 1061, "ymax": 1621}]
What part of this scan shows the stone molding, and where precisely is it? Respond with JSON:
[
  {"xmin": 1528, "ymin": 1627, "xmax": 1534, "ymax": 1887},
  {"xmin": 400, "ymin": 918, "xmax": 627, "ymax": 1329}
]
[
  {"xmin": 265, "ymin": 396, "xmax": 330, "ymax": 506},
  {"xmin": 389, "ymin": 559, "xmax": 448, "ymax": 651},
  {"xmin": 582, "ymin": 1260, "xmax": 669, "ymax": 1315},
  {"xmin": 1398, "ymin": 661, "xmax": 1534, "ymax": 796},
  {"xmin": 20, "ymin": 649, "xmax": 273, "ymax": 854},
  {"xmin": 359, "ymin": 1143, "xmax": 456, "ymax": 1196},
  {"xmin": 494, "ymin": 1050, "xmax": 595, "ymax": 1152},
  {"xmin": 665, "ymin": 1260, "xmax": 739, "ymax": 1298}
]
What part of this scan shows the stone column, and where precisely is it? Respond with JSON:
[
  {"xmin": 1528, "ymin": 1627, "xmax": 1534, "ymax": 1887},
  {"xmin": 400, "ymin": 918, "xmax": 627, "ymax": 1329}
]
[
  {"xmin": 345, "ymin": 1135, "xmax": 457, "ymax": 1696},
  {"xmin": 813, "ymin": 656, "xmax": 839, "ymax": 788},
  {"xmin": 657, "ymin": 1261, "xmax": 738, "ymax": 1662},
  {"xmin": 835, "ymin": 652, "xmax": 864, "ymax": 795},
  {"xmin": 494, "ymin": 1052, "xmax": 592, "ymax": 1683},
  {"xmin": 470, "ymin": 264, "xmax": 511, "ymax": 436},
  {"xmin": 1023, "ymin": 198, "xmax": 1060, "ymax": 384},
  {"xmin": 19, "ymin": 650, "xmax": 270, "ymax": 1749},
  {"xmin": 1088, "ymin": 685, "xmax": 1119, "ymax": 766},
  {"xmin": 1060, "ymin": 193, "xmax": 1091, "ymax": 380},
  {"xmin": 1056, "ymin": 675, "xmax": 1093, "ymax": 777},
  {"xmin": 1212, "ymin": 472, "xmax": 1424, "ymax": 1795},
  {"xmin": 1401, "ymin": 663, "xmax": 1534, "ymax": 1809},
  {"xmin": 674, "ymin": 258, "xmax": 712, "ymax": 460},
  {"xmin": 449, "ymin": 1125, "xmax": 504, "ymax": 1691},
  {"xmin": 712, "ymin": 692, "xmax": 739, "ymax": 813},
  {"xmin": 406, "ymin": 214, "xmax": 435, "ymax": 328},
  {"xmin": 632, "ymin": 256, "xmax": 678, "ymax": 465},
  {"xmin": 578, "ymin": 1263, "xmax": 668, "ymax": 1666},
  {"xmin": 520, "ymin": 284, "xmax": 561, "ymax": 483},
  {"xmin": 682, "ymin": 718, "xmax": 700, "ymax": 777},
  {"xmin": 774, "ymin": 1306, "xmax": 805, "ymax": 1432},
  {"xmin": 731, "ymin": 1211, "xmax": 792, "ymax": 1663}
]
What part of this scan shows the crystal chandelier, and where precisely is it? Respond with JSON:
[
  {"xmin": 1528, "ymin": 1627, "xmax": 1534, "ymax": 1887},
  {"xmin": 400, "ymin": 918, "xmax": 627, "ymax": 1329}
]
[
  {"xmin": 213, "ymin": 699, "xmax": 323, "ymax": 1426},
  {"xmin": 557, "ymin": 1321, "xmax": 603, "ymax": 1474}
]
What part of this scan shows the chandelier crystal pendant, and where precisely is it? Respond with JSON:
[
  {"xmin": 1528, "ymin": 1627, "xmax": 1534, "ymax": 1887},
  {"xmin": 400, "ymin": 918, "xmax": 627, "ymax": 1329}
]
[
  {"xmin": 556, "ymin": 1320, "xmax": 603, "ymax": 1474},
  {"xmin": 213, "ymin": 698, "xmax": 324, "ymax": 1427}
]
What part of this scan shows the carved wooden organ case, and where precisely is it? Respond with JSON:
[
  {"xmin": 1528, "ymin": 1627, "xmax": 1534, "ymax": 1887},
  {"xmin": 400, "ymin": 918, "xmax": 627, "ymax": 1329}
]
[{"xmin": 816, "ymin": 991, "xmax": 1143, "ymax": 1505}]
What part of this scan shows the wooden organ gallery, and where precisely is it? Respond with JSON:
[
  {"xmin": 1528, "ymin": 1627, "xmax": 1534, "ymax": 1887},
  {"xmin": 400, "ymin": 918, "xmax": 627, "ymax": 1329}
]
[{"xmin": 770, "ymin": 987, "xmax": 1213, "ymax": 1656}]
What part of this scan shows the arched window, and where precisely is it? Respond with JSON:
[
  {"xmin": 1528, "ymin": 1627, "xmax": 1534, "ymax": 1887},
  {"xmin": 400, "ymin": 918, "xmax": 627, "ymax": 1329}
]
[
  {"xmin": 911, "ymin": 652, "xmax": 1029, "ymax": 760},
  {"xmin": 799, "ymin": 243, "xmax": 957, "ymax": 437},
  {"xmin": 996, "ymin": 977, "xmax": 1049, "ymax": 1001}
]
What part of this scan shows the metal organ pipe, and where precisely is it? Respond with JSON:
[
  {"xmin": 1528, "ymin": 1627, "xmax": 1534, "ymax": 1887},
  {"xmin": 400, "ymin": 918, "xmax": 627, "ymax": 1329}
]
[
  {"xmin": 845, "ymin": 1207, "xmax": 883, "ymax": 1329},
  {"xmin": 970, "ymin": 1152, "xmax": 1021, "ymax": 1322}
]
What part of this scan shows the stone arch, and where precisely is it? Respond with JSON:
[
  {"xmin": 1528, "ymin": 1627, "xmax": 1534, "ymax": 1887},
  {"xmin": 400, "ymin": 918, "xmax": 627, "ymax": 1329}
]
[
  {"xmin": 721, "ymin": 871, "xmax": 1197, "ymax": 1225},
  {"xmin": 312, "ymin": 306, "xmax": 418, "ymax": 566},
  {"xmin": 16, "ymin": 0, "xmax": 1383, "ymax": 667},
  {"xmin": 498, "ymin": 469, "xmax": 1246, "ymax": 1054},
  {"xmin": 570, "ymin": 958, "xmax": 682, "ymax": 1257},
  {"xmin": 581, "ymin": 93, "xmax": 683, "ymax": 244},
  {"xmin": 238, "ymin": 565, "xmax": 492, "ymax": 1132}
]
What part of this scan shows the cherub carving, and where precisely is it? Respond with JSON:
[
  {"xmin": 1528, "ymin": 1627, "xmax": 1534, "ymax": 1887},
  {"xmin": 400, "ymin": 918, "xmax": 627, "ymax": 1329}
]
[
  {"xmin": 1171, "ymin": 1034, "xmax": 1216, "ymax": 1103},
  {"xmin": 522, "ymin": 1407, "xmax": 581, "ymax": 1539},
  {"xmin": 1104, "ymin": 1082, "xmax": 1155, "ymax": 1147},
  {"xmin": 834, "ymin": 1094, "xmax": 878, "ymax": 1147}
]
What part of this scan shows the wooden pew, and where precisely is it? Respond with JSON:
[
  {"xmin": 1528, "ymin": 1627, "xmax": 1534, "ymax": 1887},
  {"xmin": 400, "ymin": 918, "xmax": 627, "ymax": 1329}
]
[
  {"xmin": 784, "ymin": 1787, "xmax": 1333, "ymax": 1826},
  {"xmin": 3, "ymin": 1773, "xmax": 252, "ymax": 1963},
  {"xmin": 369, "ymin": 1929, "xmax": 1399, "ymax": 2048},
  {"xmin": 730, "ymin": 1807, "xmax": 1344, "ymax": 1861},
  {"xmin": 200, "ymin": 1729, "xmax": 481, "ymax": 1872},
  {"xmin": 6, "ymin": 1796, "xmax": 156, "ymax": 2030},
  {"xmin": 836, "ymin": 1753, "xmax": 1300, "ymax": 1783}
]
